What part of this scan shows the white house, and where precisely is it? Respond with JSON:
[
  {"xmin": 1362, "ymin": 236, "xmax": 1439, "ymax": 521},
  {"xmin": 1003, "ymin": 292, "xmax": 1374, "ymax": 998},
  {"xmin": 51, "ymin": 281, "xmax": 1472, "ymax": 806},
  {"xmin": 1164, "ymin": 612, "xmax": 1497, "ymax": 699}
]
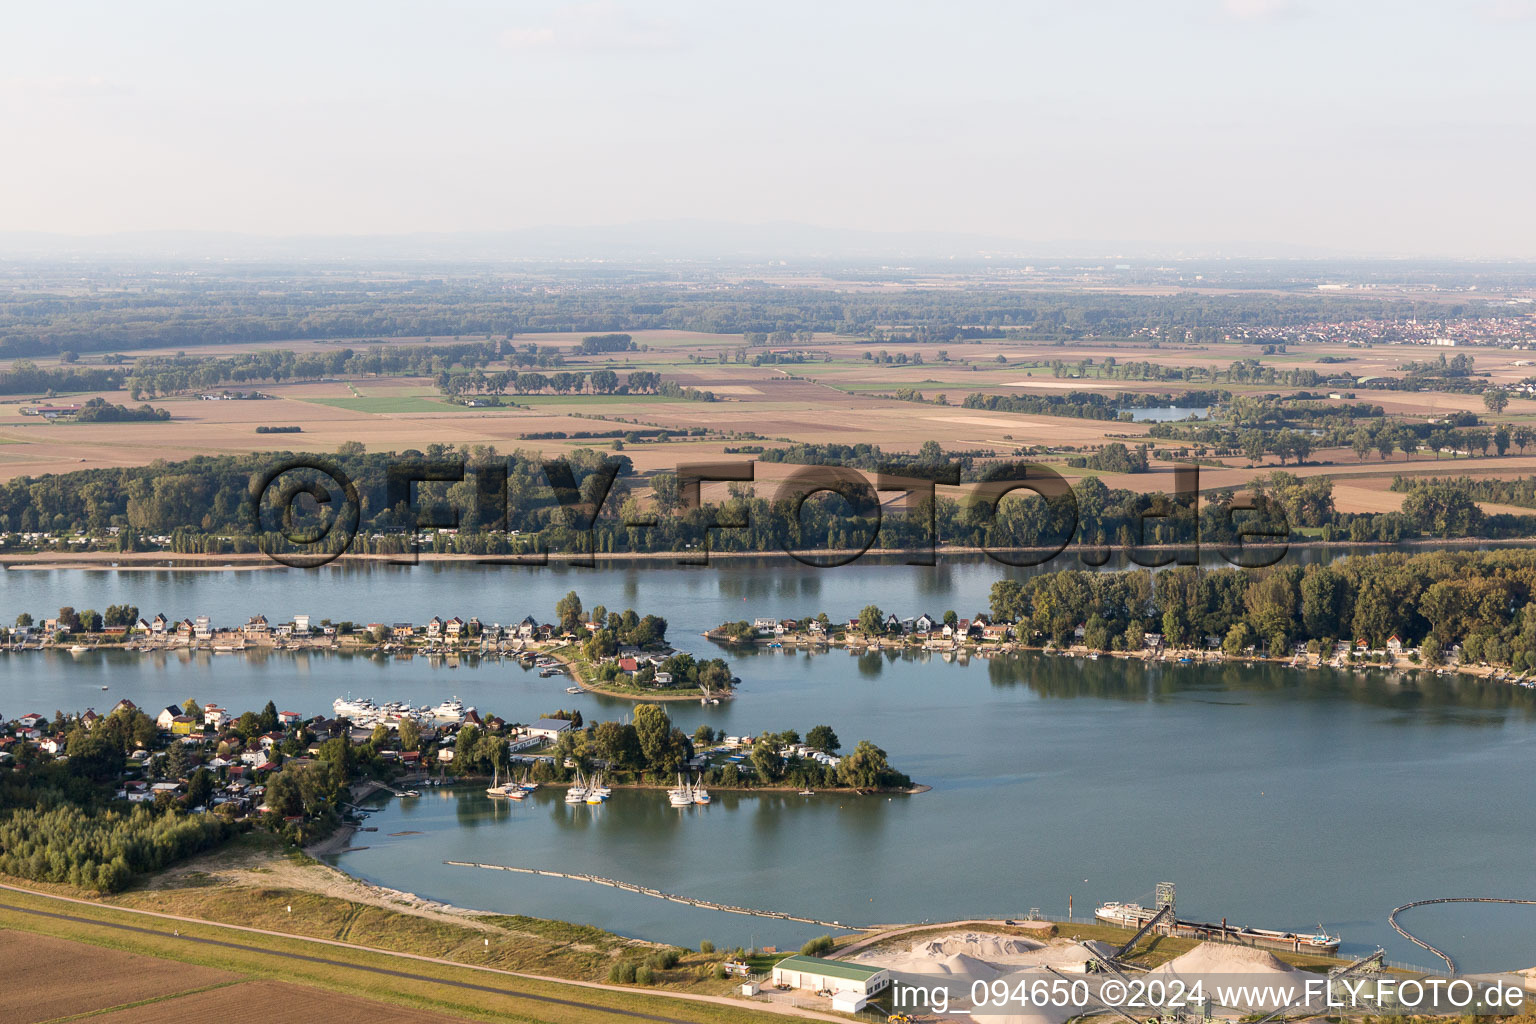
[{"xmin": 526, "ymin": 718, "xmax": 575, "ymax": 741}]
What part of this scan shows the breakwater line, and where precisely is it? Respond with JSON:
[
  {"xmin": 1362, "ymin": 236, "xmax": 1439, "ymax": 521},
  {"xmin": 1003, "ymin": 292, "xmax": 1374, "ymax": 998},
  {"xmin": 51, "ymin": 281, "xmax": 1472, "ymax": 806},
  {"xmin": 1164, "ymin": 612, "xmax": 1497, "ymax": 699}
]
[
  {"xmin": 1388, "ymin": 897, "xmax": 1536, "ymax": 974},
  {"xmin": 444, "ymin": 860, "xmax": 869, "ymax": 930}
]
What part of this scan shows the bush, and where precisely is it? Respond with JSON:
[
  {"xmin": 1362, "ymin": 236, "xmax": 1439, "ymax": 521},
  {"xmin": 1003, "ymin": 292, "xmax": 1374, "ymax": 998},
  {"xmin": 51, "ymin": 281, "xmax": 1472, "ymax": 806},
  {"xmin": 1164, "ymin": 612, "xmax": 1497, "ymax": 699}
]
[
  {"xmin": 699, "ymin": 939, "xmax": 715, "ymax": 954},
  {"xmin": 800, "ymin": 935, "xmax": 834, "ymax": 956},
  {"xmin": 634, "ymin": 965, "xmax": 655, "ymax": 986},
  {"xmin": 649, "ymin": 948, "xmax": 681, "ymax": 970},
  {"xmin": 608, "ymin": 960, "xmax": 637, "ymax": 984}
]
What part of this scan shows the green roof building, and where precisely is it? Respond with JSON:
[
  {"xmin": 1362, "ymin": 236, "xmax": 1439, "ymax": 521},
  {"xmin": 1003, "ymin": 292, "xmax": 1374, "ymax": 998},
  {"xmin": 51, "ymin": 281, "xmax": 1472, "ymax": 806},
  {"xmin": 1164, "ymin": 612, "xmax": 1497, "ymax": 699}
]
[{"xmin": 771, "ymin": 954, "xmax": 891, "ymax": 1010}]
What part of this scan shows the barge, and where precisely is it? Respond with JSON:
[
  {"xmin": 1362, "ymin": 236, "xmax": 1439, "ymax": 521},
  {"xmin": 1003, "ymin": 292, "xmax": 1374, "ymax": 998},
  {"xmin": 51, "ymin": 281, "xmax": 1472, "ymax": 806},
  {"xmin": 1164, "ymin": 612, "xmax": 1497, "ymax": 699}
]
[{"xmin": 1096, "ymin": 901, "xmax": 1341, "ymax": 954}]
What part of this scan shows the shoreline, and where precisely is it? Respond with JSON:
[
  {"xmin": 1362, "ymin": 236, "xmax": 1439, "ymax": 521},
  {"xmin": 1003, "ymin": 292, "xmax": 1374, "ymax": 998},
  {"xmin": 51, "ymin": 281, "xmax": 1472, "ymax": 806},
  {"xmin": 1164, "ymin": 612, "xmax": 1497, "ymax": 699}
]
[
  {"xmin": 405, "ymin": 775, "xmax": 928, "ymax": 797},
  {"xmin": 707, "ymin": 631, "xmax": 1517, "ymax": 684},
  {"xmin": 4, "ymin": 535, "xmax": 1529, "ymax": 571},
  {"xmin": 7, "ymin": 630, "xmax": 1516, "ymax": 686}
]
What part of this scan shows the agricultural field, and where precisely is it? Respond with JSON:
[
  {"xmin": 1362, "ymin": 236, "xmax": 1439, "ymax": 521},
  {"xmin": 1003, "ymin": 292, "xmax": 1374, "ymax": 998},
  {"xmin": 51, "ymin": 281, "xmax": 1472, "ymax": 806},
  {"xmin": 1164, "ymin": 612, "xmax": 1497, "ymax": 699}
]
[
  {"xmin": 0, "ymin": 877, "xmax": 794, "ymax": 1024},
  {"xmin": 6, "ymin": 324, "xmax": 1536, "ymax": 524},
  {"xmin": 0, "ymin": 930, "xmax": 240, "ymax": 1024}
]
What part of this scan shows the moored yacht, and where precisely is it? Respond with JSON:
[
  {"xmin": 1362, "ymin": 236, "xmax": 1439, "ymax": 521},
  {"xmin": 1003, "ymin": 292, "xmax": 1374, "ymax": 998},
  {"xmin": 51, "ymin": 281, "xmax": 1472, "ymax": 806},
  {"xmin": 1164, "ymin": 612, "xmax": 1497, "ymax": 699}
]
[
  {"xmin": 668, "ymin": 774, "xmax": 694, "ymax": 807},
  {"xmin": 333, "ymin": 695, "xmax": 378, "ymax": 718}
]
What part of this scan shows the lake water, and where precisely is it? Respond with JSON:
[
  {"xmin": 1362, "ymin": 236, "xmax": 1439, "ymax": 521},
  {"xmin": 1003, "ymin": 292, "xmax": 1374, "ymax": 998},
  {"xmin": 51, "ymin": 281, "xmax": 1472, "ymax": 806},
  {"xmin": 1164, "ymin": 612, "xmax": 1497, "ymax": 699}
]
[
  {"xmin": 2, "ymin": 556, "xmax": 1533, "ymax": 972},
  {"xmin": 1129, "ymin": 406, "xmax": 1208, "ymax": 422}
]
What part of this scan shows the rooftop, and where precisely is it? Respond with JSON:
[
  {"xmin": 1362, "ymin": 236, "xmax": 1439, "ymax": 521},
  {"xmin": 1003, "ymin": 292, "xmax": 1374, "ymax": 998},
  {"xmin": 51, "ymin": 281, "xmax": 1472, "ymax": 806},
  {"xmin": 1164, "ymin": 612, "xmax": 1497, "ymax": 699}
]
[{"xmin": 772, "ymin": 955, "xmax": 885, "ymax": 981}]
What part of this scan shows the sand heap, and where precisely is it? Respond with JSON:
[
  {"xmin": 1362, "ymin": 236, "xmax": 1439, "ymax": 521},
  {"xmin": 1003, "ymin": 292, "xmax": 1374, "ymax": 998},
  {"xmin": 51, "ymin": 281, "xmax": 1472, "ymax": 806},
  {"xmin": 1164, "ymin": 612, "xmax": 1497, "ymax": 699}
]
[
  {"xmin": 855, "ymin": 933, "xmax": 1116, "ymax": 1024},
  {"xmin": 911, "ymin": 933, "xmax": 1045, "ymax": 961},
  {"xmin": 1149, "ymin": 941, "xmax": 1303, "ymax": 976},
  {"xmin": 1147, "ymin": 942, "xmax": 1305, "ymax": 1011}
]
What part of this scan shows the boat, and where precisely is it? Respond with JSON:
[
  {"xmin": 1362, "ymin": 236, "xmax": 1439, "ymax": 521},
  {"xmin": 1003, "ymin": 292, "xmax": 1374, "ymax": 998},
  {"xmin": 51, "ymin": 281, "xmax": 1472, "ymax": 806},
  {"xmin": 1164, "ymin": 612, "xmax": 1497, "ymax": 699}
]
[
  {"xmin": 333, "ymin": 695, "xmax": 378, "ymax": 718},
  {"xmin": 100, "ymin": 685, "xmax": 109, "ymax": 690},
  {"xmin": 1095, "ymin": 901, "xmax": 1340, "ymax": 954},
  {"xmin": 518, "ymin": 769, "xmax": 538, "ymax": 793},
  {"xmin": 585, "ymin": 772, "xmax": 608, "ymax": 803},
  {"xmin": 430, "ymin": 697, "xmax": 467, "ymax": 720},
  {"xmin": 68, "ymin": 644, "xmax": 88, "ymax": 653},
  {"xmin": 486, "ymin": 763, "xmax": 518, "ymax": 798},
  {"xmin": 668, "ymin": 774, "xmax": 694, "ymax": 807},
  {"xmin": 565, "ymin": 686, "xmax": 582, "ymax": 694},
  {"xmin": 564, "ymin": 770, "xmax": 588, "ymax": 803},
  {"xmin": 798, "ymin": 788, "xmax": 815, "ymax": 796},
  {"xmin": 692, "ymin": 783, "xmax": 711, "ymax": 805}
]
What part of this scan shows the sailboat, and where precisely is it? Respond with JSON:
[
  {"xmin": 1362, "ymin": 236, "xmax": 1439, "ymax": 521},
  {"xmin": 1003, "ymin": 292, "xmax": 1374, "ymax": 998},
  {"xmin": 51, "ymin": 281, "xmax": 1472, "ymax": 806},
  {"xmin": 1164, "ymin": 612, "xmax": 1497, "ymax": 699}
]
[
  {"xmin": 486, "ymin": 761, "xmax": 517, "ymax": 798},
  {"xmin": 692, "ymin": 780, "xmax": 711, "ymax": 805},
  {"xmin": 564, "ymin": 769, "xmax": 588, "ymax": 803},
  {"xmin": 668, "ymin": 773, "xmax": 694, "ymax": 807},
  {"xmin": 518, "ymin": 768, "xmax": 538, "ymax": 792},
  {"xmin": 585, "ymin": 772, "xmax": 608, "ymax": 803}
]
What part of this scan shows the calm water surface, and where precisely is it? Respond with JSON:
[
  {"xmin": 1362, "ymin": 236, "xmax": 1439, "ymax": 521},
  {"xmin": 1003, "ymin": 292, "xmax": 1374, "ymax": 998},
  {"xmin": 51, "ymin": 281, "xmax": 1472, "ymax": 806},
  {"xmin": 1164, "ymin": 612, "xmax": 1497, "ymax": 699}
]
[{"xmin": 2, "ymin": 558, "xmax": 1532, "ymax": 972}]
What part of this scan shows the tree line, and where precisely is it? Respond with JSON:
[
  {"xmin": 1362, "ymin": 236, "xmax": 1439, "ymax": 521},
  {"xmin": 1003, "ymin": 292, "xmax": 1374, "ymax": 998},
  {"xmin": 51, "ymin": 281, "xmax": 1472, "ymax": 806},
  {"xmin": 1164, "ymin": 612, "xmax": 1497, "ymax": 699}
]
[{"xmin": 989, "ymin": 548, "xmax": 1536, "ymax": 669}]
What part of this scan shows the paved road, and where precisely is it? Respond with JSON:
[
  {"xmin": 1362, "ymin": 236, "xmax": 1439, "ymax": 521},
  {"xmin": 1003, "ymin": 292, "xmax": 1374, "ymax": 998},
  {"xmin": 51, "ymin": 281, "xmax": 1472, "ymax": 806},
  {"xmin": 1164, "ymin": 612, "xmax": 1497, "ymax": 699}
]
[{"xmin": 0, "ymin": 882, "xmax": 848, "ymax": 1024}]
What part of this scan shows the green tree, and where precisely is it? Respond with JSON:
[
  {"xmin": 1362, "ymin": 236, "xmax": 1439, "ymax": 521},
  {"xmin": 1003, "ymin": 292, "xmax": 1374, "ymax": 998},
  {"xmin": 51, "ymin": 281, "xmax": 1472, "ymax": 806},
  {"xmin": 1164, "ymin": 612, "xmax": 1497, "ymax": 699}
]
[
  {"xmin": 556, "ymin": 590, "xmax": 584, "ymax": 631},
  {"xmin": 836, "ymin": 740, "xmax": 895, "ymax": 790},
  {"xmin": 1484, "ymin": 389, "xmax": 1510, "ymax": 415},
  {"xmin": 857, "ymin": 604, "xmax": 885, "ymax": 634},
  {"xmin": 185, "ymin": 767, "xmax": 215, "ymax": 808},
  {"xmin": 805, "ymin": 725, "xmax": 840, "ymax": 753}
]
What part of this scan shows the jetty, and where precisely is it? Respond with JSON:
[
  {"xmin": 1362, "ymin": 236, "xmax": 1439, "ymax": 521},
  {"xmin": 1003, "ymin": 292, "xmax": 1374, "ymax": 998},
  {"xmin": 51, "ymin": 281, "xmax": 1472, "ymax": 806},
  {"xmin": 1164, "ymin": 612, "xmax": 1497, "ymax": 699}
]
[{"xmin": 443, "ymin": 860, "xmax": 868, "ymax": 930}]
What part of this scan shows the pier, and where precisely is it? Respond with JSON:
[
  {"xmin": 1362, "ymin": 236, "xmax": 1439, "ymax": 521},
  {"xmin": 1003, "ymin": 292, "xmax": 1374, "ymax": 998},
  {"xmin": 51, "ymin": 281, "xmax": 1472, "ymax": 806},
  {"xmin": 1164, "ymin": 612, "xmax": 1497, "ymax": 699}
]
[
  {"xmin": 443, "ymin": 860, "xmax": 869, "ymax": 930},
  {"xmin": 1388, "ymin": 897, "xmax": 1536, "ymax": 974}
]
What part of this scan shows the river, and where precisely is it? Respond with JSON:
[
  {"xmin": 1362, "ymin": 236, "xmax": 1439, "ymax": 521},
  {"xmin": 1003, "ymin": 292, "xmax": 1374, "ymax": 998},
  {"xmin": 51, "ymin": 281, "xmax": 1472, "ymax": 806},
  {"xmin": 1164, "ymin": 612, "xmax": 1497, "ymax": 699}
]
[{"xmin": 2, "ymin": 554, "xmax": 1532, "ymax": 972}]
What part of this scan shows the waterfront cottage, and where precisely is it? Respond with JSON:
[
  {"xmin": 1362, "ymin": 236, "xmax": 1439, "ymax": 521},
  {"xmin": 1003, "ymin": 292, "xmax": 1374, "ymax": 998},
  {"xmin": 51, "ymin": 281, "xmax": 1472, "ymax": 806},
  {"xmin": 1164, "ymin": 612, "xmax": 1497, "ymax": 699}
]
[{"xmin": 914, "ymin": 613, "xmax": 937, "ymax": 634}]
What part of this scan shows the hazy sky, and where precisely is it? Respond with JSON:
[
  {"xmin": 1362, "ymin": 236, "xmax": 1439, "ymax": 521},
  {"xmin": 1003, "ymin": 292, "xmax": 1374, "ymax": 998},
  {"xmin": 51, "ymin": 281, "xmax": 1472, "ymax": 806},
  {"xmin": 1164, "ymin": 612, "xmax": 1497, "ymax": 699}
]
[{"xmin": 4, "ymin": 0, "xmax": 1535, "ymax": 256}]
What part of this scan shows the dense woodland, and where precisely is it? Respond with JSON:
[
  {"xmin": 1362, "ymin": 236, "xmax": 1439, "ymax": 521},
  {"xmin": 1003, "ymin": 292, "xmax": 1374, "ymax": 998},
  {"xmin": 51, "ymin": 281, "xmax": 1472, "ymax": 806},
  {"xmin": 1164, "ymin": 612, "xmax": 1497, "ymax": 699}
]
[
  {"xmin": 0, "ymin": 443, "xmax": 1528, "ymax": 557},
  {"xmin": 988, "ymin": 549, "xmax": 1536, "ymax": 669}
]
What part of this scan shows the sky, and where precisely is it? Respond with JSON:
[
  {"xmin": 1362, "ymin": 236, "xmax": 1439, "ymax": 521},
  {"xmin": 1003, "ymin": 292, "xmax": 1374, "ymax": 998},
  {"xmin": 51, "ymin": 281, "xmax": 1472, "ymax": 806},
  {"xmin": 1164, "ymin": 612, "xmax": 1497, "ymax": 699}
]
[{"xmin": 3, "ymin": 0, "xmax": 1535, "ymax": 257}]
